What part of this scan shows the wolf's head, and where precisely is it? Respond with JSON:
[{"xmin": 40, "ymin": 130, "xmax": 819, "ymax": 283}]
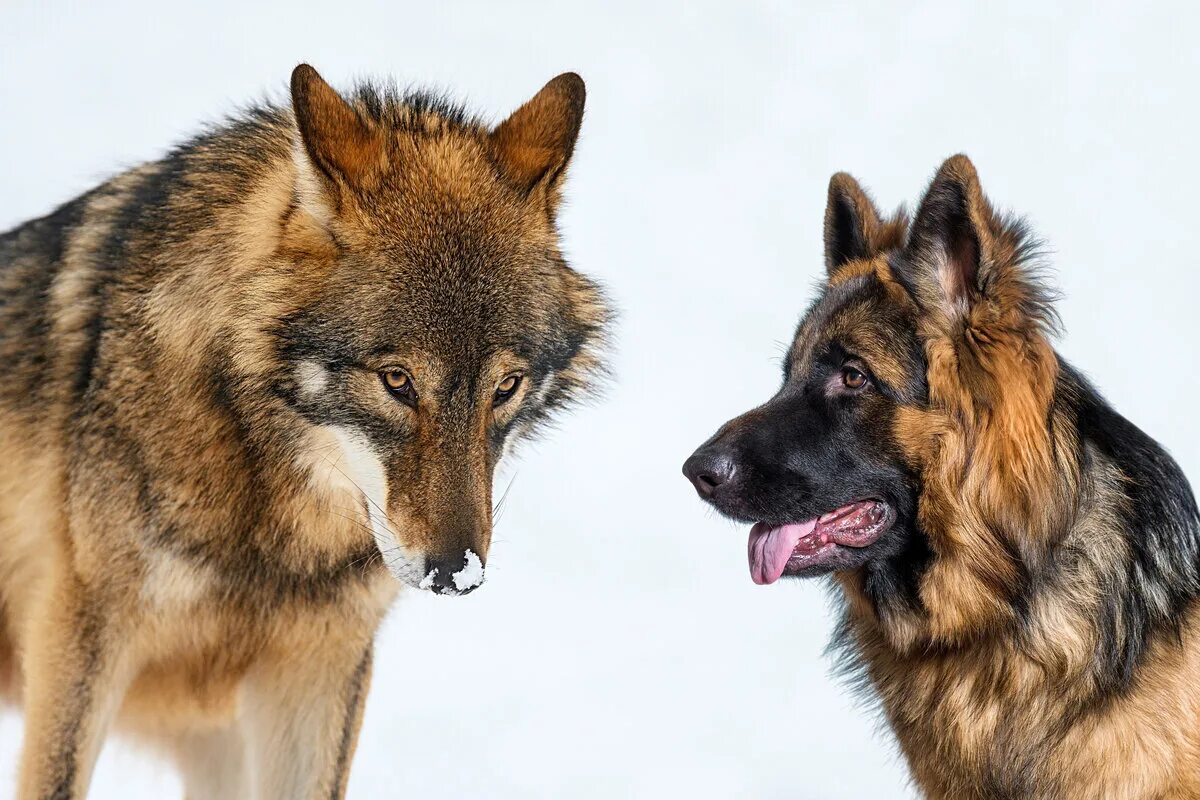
[
  {"xmin": 277, "ymin": 65, "xmax": 608, "ymax": 595},
  {"xmin": 685, "ymin": 155, "xmax": 1071, "ymax": 645}
]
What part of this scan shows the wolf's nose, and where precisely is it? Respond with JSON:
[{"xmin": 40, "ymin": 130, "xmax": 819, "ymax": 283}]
[
  {"xmin": 683, "ymin": 449, "xmax": 736, "ymax": 499},
  {"xmin": 420, "ymin": 551, "xmax": 486, "ymax": 596}
]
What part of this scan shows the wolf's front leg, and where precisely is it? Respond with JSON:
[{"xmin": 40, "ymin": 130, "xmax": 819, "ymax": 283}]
[
  {"xmin": 244, "ymin": 641, "xmax": 374, "ymax": 800},
  {"xmin": 172, "ymin": 722, "xmax": 251, "ymax": 800},
  {"xmin": 17, "ymin": 577, "xmax": 136, "ymax": 800}
]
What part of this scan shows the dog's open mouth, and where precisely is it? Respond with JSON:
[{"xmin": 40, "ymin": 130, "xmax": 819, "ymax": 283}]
[{"xmin": 748, "ymin": 499, "xmax": 894, "ymax": 584}]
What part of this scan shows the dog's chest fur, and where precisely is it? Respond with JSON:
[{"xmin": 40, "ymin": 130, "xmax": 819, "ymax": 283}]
[{"xmin": 847, "ymin": 608, "xmax": 1200, "ymax": 799}]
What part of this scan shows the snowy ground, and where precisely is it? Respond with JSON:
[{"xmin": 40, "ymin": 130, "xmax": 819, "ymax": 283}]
[{"xmin": 2, "ymin": 2, "xmax": 1199, "ymax": 797}]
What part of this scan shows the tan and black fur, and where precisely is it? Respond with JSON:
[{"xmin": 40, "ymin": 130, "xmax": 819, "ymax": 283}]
[
  {"xmin": 0, "ymin": 64, "xmax": 608, "ymax": 799},
  {"xmin": 685, "ymin": 156, "xmax": 1200, "ymax": 798}
]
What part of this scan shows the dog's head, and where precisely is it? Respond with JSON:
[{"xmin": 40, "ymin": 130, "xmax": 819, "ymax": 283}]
[
  {"xmin": 278, "ymin": 65, "xmax": 608, "ymax": 594},
  {"xmin": 685, "ymin": 156, "xmax": 1065, "ymax": 645}
]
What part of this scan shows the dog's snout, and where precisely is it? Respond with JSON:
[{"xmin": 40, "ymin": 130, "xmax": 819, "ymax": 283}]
[
  {"xmin": 683, "ymin": 449, "xmax": 736, "ymax": 499},
  {"xmin": 421, "ymin": 550, "xmax": 486, "ymax": 596}
]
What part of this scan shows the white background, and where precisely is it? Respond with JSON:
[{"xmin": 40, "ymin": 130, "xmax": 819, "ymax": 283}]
[{"xmin": 2, "ymin": 2, "xmax": 1198, "ymax": 798}]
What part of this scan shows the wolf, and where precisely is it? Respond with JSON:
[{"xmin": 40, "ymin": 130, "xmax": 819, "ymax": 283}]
[
  {"xmin": 683, "ymin": 155, "xmax": 1200, "ymax": 798},
  {"xmin": 0, "ymin": 63, "xmax": 609, "ymax": 799}
]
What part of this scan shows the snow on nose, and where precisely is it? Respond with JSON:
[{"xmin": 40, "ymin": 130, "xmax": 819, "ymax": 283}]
[
  {"xmin": 452, "ymin": 550, "xmax": 484, "ymax": 592},
  {"xmin": 419, "ymin": 550, "xmax": 486, "ymax": 596}
]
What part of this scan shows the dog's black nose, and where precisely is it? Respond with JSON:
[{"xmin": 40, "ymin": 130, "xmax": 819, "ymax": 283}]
[{"xmin": 683, "ymin": 449, "xmax": 736, "ymax": 498}]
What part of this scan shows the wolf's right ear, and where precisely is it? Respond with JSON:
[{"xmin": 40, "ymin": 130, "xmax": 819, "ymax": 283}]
[
  {"xmin": 291, "ymin": 64, "xmax": 385, "ymax": 201},
  {"xmin": 490, "ymin": 73, "xmax": 585, "ymax": 205}
]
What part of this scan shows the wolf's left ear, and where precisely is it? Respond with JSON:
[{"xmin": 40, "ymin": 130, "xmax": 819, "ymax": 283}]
[
  {"xmin": 490, "ymin": 73, "xmax": 585, "ymax": 202},
  {"xmin": 291, "ymin": 64, "xmax": 385, "ymax": 191}
]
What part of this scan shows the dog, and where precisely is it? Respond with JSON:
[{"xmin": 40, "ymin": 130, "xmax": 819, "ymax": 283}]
[
  {"xmin": 0, "ymin": 63, "xmax": 609, "ymax": 799},
  {"xmin": 684, "ymin": 155, "xmax": 1200, "ymax": 798}
]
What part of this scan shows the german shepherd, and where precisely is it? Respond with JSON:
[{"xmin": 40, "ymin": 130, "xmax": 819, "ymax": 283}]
[
  {"xmin": 0, "ymin": 64, "xmax": 608, "ymax": 799},
  {"xmin": 684, "ymin": 155, "xmax": 1200, "ymax": 798}
]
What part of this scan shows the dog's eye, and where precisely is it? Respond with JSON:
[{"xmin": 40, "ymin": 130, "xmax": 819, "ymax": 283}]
[
  {"xmin": 381, "ymin": 368, "xmax": 417, "ymax": 405},
  {"xmin": 493, "ymin": 374, "xmax": 522, "ymax": 406},
  {"xmin": 842, "ymin": 366, "xmax": 868, "ymax": 390}
]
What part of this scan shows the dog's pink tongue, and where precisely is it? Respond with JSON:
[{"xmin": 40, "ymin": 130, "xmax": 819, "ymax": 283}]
[{"xmin": 748, "ymin": 520, "xmax": 817, "ymax": 585}]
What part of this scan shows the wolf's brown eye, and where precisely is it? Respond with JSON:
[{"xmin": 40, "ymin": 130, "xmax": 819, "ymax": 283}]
[
  {"xmin": 494, "ymin": 374, "xmax": 522, "ymax": 406},
  {"xmin": 381, "ymin": 368, "xmax": 416, "ymax": 405},
  {"xmin": 842, "ymin": 367, "xmax": 868, "ymax": 390}
]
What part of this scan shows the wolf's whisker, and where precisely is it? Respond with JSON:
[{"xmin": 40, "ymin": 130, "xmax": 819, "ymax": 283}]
[
  {"xmin": 315, "ymin": 451, "xmax": 391, "ymax": 521},
  {"xmin": 493, "ymin": 472, "xmax": 519, "ymax": 522}
]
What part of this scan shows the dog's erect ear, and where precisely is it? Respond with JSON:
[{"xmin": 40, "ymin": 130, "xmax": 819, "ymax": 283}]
[
  {"xmin": 897, "ymin": 155, "xmax": 994, "ymax": 320},
  {"xmin": 898, "ymin": 154, "xmax": 1054, "ymax": 340},
  {"xmin": 291, "ymin": 64, "xmax": 384, "ymax": 190},
  {"xmin": 490, "ymin": 73, "xmax": 585, "ymax": 200},
  {"xmin": 824, "ymin": 173, "xmax": 886, "ymax": 274}
]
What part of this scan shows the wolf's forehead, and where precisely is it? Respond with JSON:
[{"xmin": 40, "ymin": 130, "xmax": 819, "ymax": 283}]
[
  {"xmin": 350, "ymin": 264, "xmax": 560, "ymax": 354},
  {"xmin": 396, "ymin": 250, "xmax": 557, "ymax": 324},
  {"xmin": 382, "ymin": 187, "xmax": 553, "ymax": 266},
  {"xmin": 367, "ymin": 190, "xmax": 536, "ymax": 251}
]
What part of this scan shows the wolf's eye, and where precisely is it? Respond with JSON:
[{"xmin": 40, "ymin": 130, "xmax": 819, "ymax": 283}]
[
  {"xmin": 381, "ymin": 368, "xmax": 417, "ymax": 405},
  {"xmin": 493, "ymin": 374, "xmax": 522, "ymax": 406},
  {"xmin": 842, "ymin": 366, "xmax": 868, "ymax": 390}
]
